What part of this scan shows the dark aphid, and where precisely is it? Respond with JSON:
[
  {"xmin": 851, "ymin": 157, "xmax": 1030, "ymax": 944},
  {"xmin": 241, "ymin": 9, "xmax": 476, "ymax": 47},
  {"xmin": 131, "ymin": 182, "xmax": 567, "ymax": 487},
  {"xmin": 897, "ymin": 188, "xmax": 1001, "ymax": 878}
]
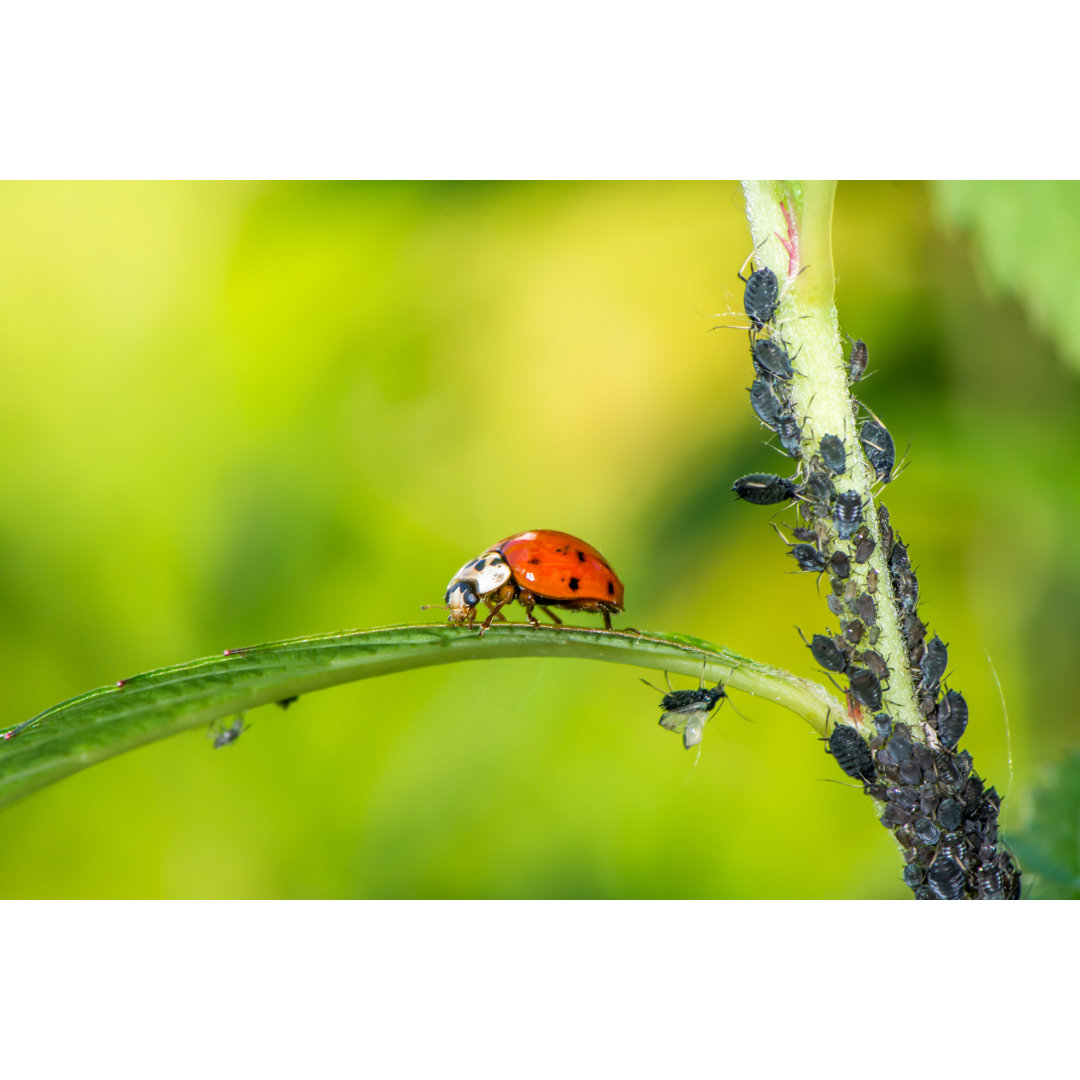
[
  {"xmin": 856, "ymin": 594, "xmax": 877, "ymax": 626},
  {"xmin": 903, "ymin": 862, "xmax": 924, "ymax": 888},
  {"xmin": 843, "ymin": 620, "xmax": 864, "ymax": 645},
  {"xmin": 211, "ymin": 715, "xmax": 249, "ymax": 749},
  {"xmin": 802, "ymin": 470, "xmax": 835, "ymax": 506},
  {"xmin": 937, "ymin": 830, "xmax": 968, "ymax": 865},
  {"xmin": 872, "ymin": 713, "xmax": 892, "ymax": 738},
  {"xmin": 827, "ymin": 595, "xmax": 843, "ymax": 617},
  {"xmin": 829, "ymin": 551, "xmax": 851, "ymax": 579},
  {"xmin": 277, "ymin": 696, "xmax": 299, "ymax": 709},
  {"xmin": 899, "ymin": 759, "xmax": 922, "ymax": 786},
  {"xmin": 912, "ymin": 742, "xmax": 934, "ymax": 773},
  {"xmin": 741, "ymin": 266, "xmax": 779, "ymax": 329},
  {"xmin": 792, "ymin": 526, "xmax": 817, "ymax": 543},
  {"xmin": 919, "ymin": 788, "xmax": 938, "ymax": 818},
  {"xmin": 889, "ymin": 724, "xmax": 913, "ymax": 760},
  {"xmin": 913, "ymin": 885, "xmax": 935, "ymax": 900},
  {"xmin": 827, "ymin": 723, "xmax": 875, "ymax": 783},
  {"xmin": 921, "ymin": 636, "xmax": 948, "ymax": 689},
  {"xmin": 848, "ymin": 338, "xmax": 869, "ymax": 383},
  {"xmin": 888, "ymin": 538, "xmax": 910, "ymax": 576},
  {"xmin": 860, "ymin": 418, "xmax": 896, "ymax": 482},
  {"xmin": 933, "ymin": 752, "xmax": 962, "ymax": 790},
  {"xmin": 732, "ymin": 473, "xmax": 797, "ymax": 505},
  {"xmin": 894, "ymin": 570, "xmax": 920, "ymax": 615},
  {"xmin": 928, "ymin": 856, "xmax": 966, "ymax": 900},
  {"xmin": 819, "ymin": 434, "xmax": 846, "ymax": 475},
  {"xmin": 976, "ymin": 863, "xmax": 1005, "ymax": 900},
  {"xmin": 834, "ymin": 491, "xmax": 864, "ymax": 540},
  {"xmin": 790, "ymin": 543, "xmax": 826, "ymax": 573},
  {"xmin": 913, "ymin": 817, "xmax": 941, "ymax": 846},
  {"xmin": 777, "ymin": 413, "xmax": 802, "ymax": 457},
  {"xmin": 849, "ymin": 667, "xmax": 882, "ymax": 710},
  {"xmin": 654, "ymin": 681, "xmax": 727, "ymax": 750},
  {"xmin": 750, "ymin": 378, "xmax": 783, "ymax": 428},
  {"xmin": 888, "ymin": 785, "xmax": 920, "ymax": 812},
  {"xmin": 882, "ymin": 802, "xmax": 913, "ymax": 826},
  {"xmin": 937, "ymin": 797, "xmax": 963, "ymax": 832},
  {"xmin": 903, "ymin": 613, "xmax": 927, "ymax": 653},
  {"xmin": 877, "ymin": 505, "xmax": 894, "ymax": 554},
  {"xmin": 803, "ymin": 631, "xmax": 848, "ymax": 673},
  {"xmin": 865, "ymin": 782, "xmax": 888, "ymax": 802},
  {"xmin": 854, "ymin": 534, "xmax": 876, "ymax": 564},
  {"xmin": 937, "ymin": 689, "xmax": 969, "ymax": 750},
  {"xmin": 752, "ymin": 336, "xmax": 794, "ymax": 381},
  {"xmin": 862, "ymin": 649, "xmax": 888, "ymax": 679},
  {"xmin": 866, "ymin": 568, "xmax": 879, "ymax": 594}
]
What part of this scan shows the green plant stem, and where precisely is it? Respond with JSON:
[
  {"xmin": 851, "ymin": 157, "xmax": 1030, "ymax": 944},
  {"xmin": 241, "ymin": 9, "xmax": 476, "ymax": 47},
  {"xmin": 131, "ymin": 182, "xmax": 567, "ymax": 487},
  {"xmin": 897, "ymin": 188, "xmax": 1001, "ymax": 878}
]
[
  {"xmin": 741, "ymin": 180, "xmax": 923, "ymax": 736},
  {"xmin": 0, "ymin": 623, "xmax": 841, "ymax": 811}
]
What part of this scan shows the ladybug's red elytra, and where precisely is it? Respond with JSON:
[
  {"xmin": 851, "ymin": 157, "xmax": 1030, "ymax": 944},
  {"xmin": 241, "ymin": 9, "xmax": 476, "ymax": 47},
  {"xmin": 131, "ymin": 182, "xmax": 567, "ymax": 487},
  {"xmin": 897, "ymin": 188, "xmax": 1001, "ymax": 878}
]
[{"xmin": 445, "ymin": 530, "xmax": 624, "ymax": 632}]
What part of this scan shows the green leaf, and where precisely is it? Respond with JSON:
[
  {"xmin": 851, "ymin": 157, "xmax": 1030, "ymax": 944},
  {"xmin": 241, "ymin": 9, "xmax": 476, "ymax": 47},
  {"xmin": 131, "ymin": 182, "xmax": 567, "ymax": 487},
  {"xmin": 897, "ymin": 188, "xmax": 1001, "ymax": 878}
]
[
  {"xmin": 934, "ymin": 181, "xmax": 1080, "ymax": 372},
  {"xmin": 0, "ymin": 624, "xmax": 840, "ymax": 812},
  {"xmin": 1008, "ymin": 747, "xmax": 1080, "ymax": 899}
]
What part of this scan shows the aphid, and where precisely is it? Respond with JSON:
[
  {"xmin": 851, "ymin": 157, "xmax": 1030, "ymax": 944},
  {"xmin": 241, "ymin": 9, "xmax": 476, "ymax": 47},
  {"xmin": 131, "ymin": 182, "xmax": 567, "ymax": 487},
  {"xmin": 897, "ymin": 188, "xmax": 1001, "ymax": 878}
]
[
  {"xmin": 848, "ymin": 338, "xmax": 869, "ymax": 383},
  {"xmin": 751, "ymin": 337, "xmax": 794, "ymax": 381},
  {"xmin": 843, "ymin": 620, "xmax": 864, "ymax": 645},
  {"xmin": 920, "ymin": 636, "xmax": 948, "ymax": 689},
  {"xmin": 877, "ymin": 506, "xmax": 894, "ymax": 558},
  {"xmin": 802, "ymin": 470, "xmax": 835, "ymax": 507},
  {"xmin": 888, "ymin": 538, "xmax": 910, "ymax": 576},
  {"xmin": 732, "ymin": 473, "xmax": 797, "ymax": 505},
  {"xmin": 937, "ymin": 690, "xmax": 969, "ymax": 750},
  {"xmin": 888, "ymin": 785, "xmax": 920, "ymax": 812},
  {"xmin": 444, "ymin": 530, "xmax": 624, "ymax": 632},
  {"xmin": 801, "ymin": 631, "xmax": 848, "ymax": 672},
  {"xmin": 210, "ymin": 715, "xmax": 249, "ymax": 749},
  {"xmin": 927, "ymin": 856, "xmax": 966, "ymax": 900},
  {"xmin": 650, "ymin": 676, "xmax": 728, "ymax": 751},
  {"xmin": 913, "ymin": 817, "xmax": 941, "ymax": 846},
  {"xmin": 865, "ymin": 568, "xmax": 879, "ymax": 595},
  {"xmin": 827, "ymin": 595, "xmax": 843, "ymax": 617},
  {"xmin": 861, "ymin": 649, "xmax": 888, "ymax": 680},
  {"xmin": 829, "ymin": 551, "xmax": 851, "ymax": 579},
  {"xmin": 882, "ymin": 803, "xmax": 913, "ymax": 826},
  {"xmin": 859, "ymin": 418, "xmax": 896, "ymax": 482},
  {"xmin": 976, "ymin": 863, "xmax": 1005, "ymax": 900},
  {"xmin": 902, "ymin": 613, "xmax": 927, "ymax": 654},
  {"xmin": 750, "ymin": 378, "xmax": 783, "ymax": 428},
  {"xmin": 903, "ymin": 862, "xmax": 924, "ymax": 888},
  {"xmin": 872, "ymin": 713, "xmax": 892, "ymax": 738},
  {"xmin": 741, "ymin": 266, "xmax": 779, "ymax": 329},
  {"xmin": 789, "ymin": 543, "xmax": 826, "ymax": 573},
  {"xmin": 937, "ymin": 797, "xmax": 963, "ymax": 832},
  {"xmin": 277, "ymin": 696, "xmax": 299, "ymax": 710},
  {"xmin": 856, "ymin": 594, "xmax": 877, "ymax": 626},
  {"xmin": 849, "ymin": 667, "xmax": 882, "ymax": 710},
  {"xmin": 792, "ymin": 526, "xmax": 817, "ymax": 543},
  {"xmin": 827, "ymin": 723, "xmax": 875, "ymax": 783},
  {"xmin": 898, "ymin": 759, "xmax": 922, "ymax": 786},
  {"xmin": 777, "ymin": 413, "xmax": 802, "ymax": 457},
  {"xmin": 894, "ymin": 570, "xmax": 919, "ymax": 615},
  {"xmin": 854, "ymin": 534, "xmax": 876, "ymax": 565},
  {"xmin": 834, "ymin": 491, "xmax": 864, "ymax": 540},
  {"xmin": 819, "ymin": 434, "xmax": 846, "ymax": 475}
]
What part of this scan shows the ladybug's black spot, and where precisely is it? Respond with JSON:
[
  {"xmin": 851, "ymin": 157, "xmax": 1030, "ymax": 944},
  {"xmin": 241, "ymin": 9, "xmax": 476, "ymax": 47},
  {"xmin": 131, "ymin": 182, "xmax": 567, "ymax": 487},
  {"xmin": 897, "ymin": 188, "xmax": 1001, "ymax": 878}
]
[
  {"xmin": 474, "ymin": 558, "xmax": 487, "ymax": 571},
  {"xmin": 607, "ymin": 581, "xmax": 615, "ymax": 595},
  {"xmin": 576, "ymin": 550, "xmax": 586, "ymax": 562},
  {"xmin": 529, "ymin": 558, "xmax": 540, "ymax": 564},
  {"xmin": 568, "ymin": 577, "xmax": 581, "ymax": 591}
]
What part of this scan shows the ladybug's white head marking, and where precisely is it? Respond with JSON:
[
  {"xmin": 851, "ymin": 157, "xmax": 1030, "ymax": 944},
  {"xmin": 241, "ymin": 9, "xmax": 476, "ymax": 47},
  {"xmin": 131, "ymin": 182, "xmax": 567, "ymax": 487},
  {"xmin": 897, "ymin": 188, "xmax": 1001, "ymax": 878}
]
[{"xmin": 444, "ymin": 551, "xmax": 512, "ymax": 622}]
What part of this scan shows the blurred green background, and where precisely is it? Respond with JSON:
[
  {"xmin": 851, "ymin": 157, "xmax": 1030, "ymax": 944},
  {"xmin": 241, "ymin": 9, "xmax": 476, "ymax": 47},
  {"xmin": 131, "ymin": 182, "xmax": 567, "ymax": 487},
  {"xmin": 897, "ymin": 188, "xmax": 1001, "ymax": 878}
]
[{"xmin": 1, "ymin": 180, "xmax": 1077, "ymax": 898}]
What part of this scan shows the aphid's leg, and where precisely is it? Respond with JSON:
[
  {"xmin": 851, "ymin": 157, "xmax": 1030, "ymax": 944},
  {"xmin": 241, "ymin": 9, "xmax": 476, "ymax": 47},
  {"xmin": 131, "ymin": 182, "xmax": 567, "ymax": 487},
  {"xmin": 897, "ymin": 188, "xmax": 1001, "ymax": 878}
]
[{"xmin": 539, "ymin": 606, "xmax": 563, "ymax": 626}]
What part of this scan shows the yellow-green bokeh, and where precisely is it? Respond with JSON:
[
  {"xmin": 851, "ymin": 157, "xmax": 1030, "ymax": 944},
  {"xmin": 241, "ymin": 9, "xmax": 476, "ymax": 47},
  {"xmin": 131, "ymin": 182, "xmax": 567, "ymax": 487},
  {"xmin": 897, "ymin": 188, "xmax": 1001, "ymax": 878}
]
[{"xmin": 0, "ymin": 181, "xmax": 1072, "ymax": 897}]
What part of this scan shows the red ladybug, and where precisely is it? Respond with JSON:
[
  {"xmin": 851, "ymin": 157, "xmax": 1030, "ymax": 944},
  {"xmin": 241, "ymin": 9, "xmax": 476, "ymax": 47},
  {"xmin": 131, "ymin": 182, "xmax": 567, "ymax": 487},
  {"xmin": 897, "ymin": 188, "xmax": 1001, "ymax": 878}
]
[{"xmin": 444, "ymin": 530, "xmax": 624, "ymax": 632}]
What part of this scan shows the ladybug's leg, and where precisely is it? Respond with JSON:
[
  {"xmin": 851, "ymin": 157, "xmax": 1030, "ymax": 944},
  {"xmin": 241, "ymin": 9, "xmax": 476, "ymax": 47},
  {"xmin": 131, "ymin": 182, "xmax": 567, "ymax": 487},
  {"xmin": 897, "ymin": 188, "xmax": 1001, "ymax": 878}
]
[
  {"xmin": 538, "ymin": 606, "xmax": 563, "ymax": 626},
  {"xmin": 480, "ymin": 597, "xmax": 511, "ymax": 633},
  {"xmin": 517, "ymin": 592, "xmax": 540, "ymax": 626},
  {"xmin": 602, "ymin": 609, "xmax": 612, "ymax": 631},
  {"xmin": 484, "ymin": 599, "xmax": 509, "ymax": 622}
]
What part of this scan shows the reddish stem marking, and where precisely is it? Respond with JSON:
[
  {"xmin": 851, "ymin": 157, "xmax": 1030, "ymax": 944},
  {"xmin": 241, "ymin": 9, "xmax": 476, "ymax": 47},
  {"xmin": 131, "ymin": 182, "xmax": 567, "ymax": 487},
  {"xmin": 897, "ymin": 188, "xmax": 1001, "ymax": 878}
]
[{"xmin": 775, "ymin": 201, "xmax": 800, "ymax": 279}]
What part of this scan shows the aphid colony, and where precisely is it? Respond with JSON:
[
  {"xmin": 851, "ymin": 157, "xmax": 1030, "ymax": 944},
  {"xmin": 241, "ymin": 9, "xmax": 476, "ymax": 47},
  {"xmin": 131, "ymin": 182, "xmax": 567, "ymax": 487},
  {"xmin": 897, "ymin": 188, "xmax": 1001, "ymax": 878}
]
[{"xmin": 728, "ymin": 252, "xmax": 1019, "ymax": 899}]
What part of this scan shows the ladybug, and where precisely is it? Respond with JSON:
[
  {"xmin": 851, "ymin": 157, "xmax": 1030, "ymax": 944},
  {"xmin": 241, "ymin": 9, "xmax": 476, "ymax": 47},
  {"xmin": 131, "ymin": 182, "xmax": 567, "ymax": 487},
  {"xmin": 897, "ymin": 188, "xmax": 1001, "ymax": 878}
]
[{"xmin": 444, "ymin": 530, "xmax": 624, "ymax": 632}]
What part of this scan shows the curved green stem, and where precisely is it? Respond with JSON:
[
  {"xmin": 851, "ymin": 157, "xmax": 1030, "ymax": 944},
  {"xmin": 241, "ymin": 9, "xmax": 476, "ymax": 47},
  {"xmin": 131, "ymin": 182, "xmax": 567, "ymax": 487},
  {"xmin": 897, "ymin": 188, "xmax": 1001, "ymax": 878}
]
[{"xmin": 0, "ymin": 623, "xmax": 841, "ymax": 811}]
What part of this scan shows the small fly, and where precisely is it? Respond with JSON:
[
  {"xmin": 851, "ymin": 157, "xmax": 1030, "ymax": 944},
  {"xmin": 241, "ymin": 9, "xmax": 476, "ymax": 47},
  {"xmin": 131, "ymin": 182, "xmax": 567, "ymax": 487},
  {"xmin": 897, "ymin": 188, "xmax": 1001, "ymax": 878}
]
[{"xmin": 209, "ymin": 715, "xmax": 250, "ymax": 749}]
